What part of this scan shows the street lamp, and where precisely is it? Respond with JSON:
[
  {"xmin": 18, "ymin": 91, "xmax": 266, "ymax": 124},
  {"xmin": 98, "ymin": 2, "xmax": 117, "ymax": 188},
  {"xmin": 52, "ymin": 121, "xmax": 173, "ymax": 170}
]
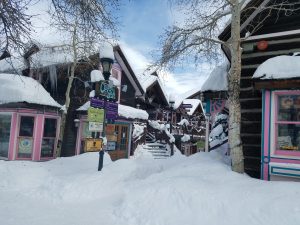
[
  {"xmin": 97, "ymin": 42, "xmax": 114, "ymax": 171},
  {"xmin": 169, "ymin": 94, "xmax": 175, "ymax": 156}
]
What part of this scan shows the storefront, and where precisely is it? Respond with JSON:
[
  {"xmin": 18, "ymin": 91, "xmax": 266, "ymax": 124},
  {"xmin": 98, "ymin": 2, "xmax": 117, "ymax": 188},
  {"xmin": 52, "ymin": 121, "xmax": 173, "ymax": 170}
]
[
  {"xmin": 76, "ymin": 102, "xmax": 148, "ymax": 160},
  {"xmin": 0, "ymin": 73, "xmax": 62, "ymax": 161},
  {"xmin": 253, "ymin": 55, "xmax": 300, "ymax": 181}
]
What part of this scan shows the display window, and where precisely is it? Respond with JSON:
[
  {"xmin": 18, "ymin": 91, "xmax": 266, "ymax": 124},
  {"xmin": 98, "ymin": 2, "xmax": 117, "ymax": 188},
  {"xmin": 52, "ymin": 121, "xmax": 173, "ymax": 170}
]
[
  {"xmin": 0, "ymin": 114, "xmax": 12, "ymax": 159},
  {"xmin": 275, "ymin": 92, "xmax": 300, "ymax": 156},
  {"xmin": 17, "ymin": 116, "xmax": 35, "ymax": 159},
  {"xmin": 41, "ymin": 118, "xmax": 57, "ymax": 158}
]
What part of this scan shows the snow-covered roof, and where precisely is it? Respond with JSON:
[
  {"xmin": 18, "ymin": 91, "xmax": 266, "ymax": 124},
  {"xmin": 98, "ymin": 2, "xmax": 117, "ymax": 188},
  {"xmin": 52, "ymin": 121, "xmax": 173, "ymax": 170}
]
[
  {"xmin": 201, "ymin": 63, "xmax": 228, "ymax": 92},
  {"xmin": 253, "ymin": 55, "xmax": 300, "ymax": 80},
  {"xmin": 77, "ymin": 101, "xmax": 149, "ymax": 120},
  {"xmin": 0, "ymin": 73, "xmax": 62, "ymax": 108},
  {"xmin": 182, "ymin": 99, "xmax": 202, "ymax": 116}
]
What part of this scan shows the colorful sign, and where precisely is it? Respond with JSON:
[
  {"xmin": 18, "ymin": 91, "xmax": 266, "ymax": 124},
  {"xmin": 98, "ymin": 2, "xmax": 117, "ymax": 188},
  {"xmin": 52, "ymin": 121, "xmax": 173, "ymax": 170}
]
[
  {"xmin": 90, "ymin": 98, "xmax": 105, "ymax": 108},
  {"xmin": 106, "ymin": 124, "xmax": 116, "ymax": 135},
  {"xmin": 85, "ymin": 139, "xmax": 103, "ymax": 152},
  {"xmin": 88, "ymin": 122, "xmax": 104, "ymax": 132},
  {"xmin": 106, "ymin": 141, "xmax": 116, "ymax": 151},
  {"xmin": 18, "ymin": 138, "xmax": 33, "ymax": 154},
  {"xmin": 106, "ymin": 134, "xmax": 117, "ymax": 142},
  {"xmin": 98, "ymin": 80, "xmax": 118, "ymax": 101},
  {"xmin": 88, "ymin": 107, "xmax": 104, "ymax": 122}
]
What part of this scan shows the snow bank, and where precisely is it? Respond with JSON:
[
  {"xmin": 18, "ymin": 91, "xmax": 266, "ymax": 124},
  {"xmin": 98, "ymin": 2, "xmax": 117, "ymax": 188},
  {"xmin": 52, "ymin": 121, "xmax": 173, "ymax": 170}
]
[
  {"xmin": 1, "ymin": 151, "xmax": 300, "ymax": 225},
  {"xmin": 148, "ymin": 120, "xmax": 175, "ymax": 143},
  {"xmin": 77, "ymin": 101, "xmax": 149, "ymax": 120},
  {"xmin": 181, "ymin": 134, "xmax": 190, "ymax": 142},
  {"xmin": 253, "ymin": 55, "xmax": 300, "ymax": 80},
  {"xmin": 0, "ymin": 73, "xmax": 61, "ymax": 108},
  {"xmin": 132, "ymin": 123, "xmax": 146, "ymax": 139}
]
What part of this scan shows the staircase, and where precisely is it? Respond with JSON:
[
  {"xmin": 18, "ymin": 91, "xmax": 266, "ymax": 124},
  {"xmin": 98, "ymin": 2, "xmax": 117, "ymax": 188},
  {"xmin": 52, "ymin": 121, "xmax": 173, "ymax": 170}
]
[
  {"xmin": 140, "ymin": 142, "xmax": 170, "ymax": 159},
  {"xmin": 145, "ymin": 132, "xmax": 156, "ymax": 143}
]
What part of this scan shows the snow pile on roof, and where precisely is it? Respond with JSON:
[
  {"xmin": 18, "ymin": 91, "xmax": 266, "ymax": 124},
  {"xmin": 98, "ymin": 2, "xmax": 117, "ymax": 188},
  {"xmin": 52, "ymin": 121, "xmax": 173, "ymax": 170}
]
[
  {"xmin": 2, "ymin": 150, "xmax": 300, "ymax": 225},
  {"xmin": 0, "ymin": 73, "xmax": 62, "ymax": 108},
  {"xmin": 30, "ymin": 46, "xmax": 74, "ymax": 68},
  {"xmin": 181, "ymin": 134, "xmax": 190, "ymax": 142},
  {"xmin": 132, "ymin": 123, "xmax": 146, "ymax": 139},
  {"xmin": 182, "ymin": 99, "xmax": 201, "ymax": 115},
  {"xmin": 201, "ymin": 63, "xmax": 229, "ymax": 92},
  {"xmin": 77, "ymin": 102, "xmax": 149, "ymax": 120},
  {"xmin": 253, "ymin": 55, "xmax": 300, "ymax": 80},
  {"xmin": 178, "ymin": 118, "xmax": 190, "ymax": 126},
  {"xmin": 148, "ymin": 120, "xmax": 175, "ymax": 143}
]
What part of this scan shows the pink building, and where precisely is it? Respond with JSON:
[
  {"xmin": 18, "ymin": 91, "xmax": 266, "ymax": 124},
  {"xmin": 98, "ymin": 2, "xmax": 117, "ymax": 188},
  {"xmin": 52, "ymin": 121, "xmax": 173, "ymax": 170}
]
[{"xmin": 0, "ymin": 73, "xmax": 62, "ymax": 161}]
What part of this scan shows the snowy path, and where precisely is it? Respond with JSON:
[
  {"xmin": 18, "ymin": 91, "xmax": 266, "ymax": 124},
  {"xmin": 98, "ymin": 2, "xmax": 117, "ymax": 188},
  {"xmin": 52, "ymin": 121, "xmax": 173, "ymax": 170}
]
[{"xmin": 1, "ymin": 152, "xmax": 300, "ymax": 225}]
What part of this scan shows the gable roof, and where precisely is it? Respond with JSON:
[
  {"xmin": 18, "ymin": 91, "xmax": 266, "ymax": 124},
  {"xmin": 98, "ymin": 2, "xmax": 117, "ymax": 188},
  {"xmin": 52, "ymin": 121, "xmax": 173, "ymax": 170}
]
[{"xmin": 201, "ymin": 63, "xmax": 229, "ymax": 92}]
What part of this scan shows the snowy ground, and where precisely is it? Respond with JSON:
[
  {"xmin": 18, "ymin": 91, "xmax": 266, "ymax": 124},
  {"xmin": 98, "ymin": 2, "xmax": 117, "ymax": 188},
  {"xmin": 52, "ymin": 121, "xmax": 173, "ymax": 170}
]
[{"xmin": 1, "ymin": 151, "xmax": 300, "ymax": 225}]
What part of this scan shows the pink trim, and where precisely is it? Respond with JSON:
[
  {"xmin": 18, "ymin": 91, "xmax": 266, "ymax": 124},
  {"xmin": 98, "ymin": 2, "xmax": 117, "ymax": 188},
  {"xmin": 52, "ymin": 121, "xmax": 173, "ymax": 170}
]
[
  {"xmin": 8, "ymin": 113, "xmax": 17, "ymax": 160},
  {"xmin": 271, "ymin": 157, "xmax": 300, "ymax": 164},
  {"xmin": 275, "ymin": 150, "xmax": 300, "ymax": 157},
  {"xmin": 75, "ymin": 118, "xmax": 84, "ymax": 155},
  {"xmin": 33, "ymin": 115, "xmax": 44, "ymax": 160},
  {"xmin": 263, "ymin": 90, "xmax": 271, "ymax": 180}
]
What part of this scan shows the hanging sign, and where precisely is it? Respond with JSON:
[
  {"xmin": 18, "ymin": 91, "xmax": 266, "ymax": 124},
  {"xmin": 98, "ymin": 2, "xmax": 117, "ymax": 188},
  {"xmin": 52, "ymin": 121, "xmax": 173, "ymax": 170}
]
[
  {"xmin": 98, "ymin": 80, "xmax": 118, "ymax": 101},
  {"xmin": 88, "ymin": 122, "xmax": 104, "ymax": 132},
  {"xmin": 18, "ymin": 138, "xmax": 33, "ymax": 154},
  {"xmin": 106, "ymin": 124, "xmax": 116, "ymax": 135},
  {"xmin": 106, "ymin": 141, "xmax": 116, "ymax": 151},
  {"xmin": 90, "ymin": 98, "xmax": 105, "ymax": 109},
  {"xmin": 85, "ymin": 139, "xmax": 103, "ymax": 152},
  {"xmin": 88, "ymin": 107, "xmax": 104, "ymax": 122},
  {"xmin": 106, "ymin": 134, "xmax": 118, "ymax": 142},
  {"xmin": 181, "ymin": 104, "xmax": 193, "ymax": 108}
]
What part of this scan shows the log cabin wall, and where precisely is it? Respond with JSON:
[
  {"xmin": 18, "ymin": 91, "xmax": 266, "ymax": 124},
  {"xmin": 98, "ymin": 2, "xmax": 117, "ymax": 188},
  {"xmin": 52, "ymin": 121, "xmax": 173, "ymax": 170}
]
[{"xmin": 240, "ymin": 3, "xmax": 300, "ymax": 178}]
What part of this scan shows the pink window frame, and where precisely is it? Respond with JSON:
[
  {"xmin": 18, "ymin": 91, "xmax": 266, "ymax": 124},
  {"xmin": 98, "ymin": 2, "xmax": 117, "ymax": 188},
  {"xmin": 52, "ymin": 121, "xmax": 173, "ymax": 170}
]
[
  {"xmin": 274, "ymin": 90, "xmax": 300, "ymax": 157},
  {"xmin": 16, "ymin": 114, "xmax": 37, "ymax": 160},
  {"xmin": 40, "ymin": 116, "xmax": 60, "ymax": 160}
]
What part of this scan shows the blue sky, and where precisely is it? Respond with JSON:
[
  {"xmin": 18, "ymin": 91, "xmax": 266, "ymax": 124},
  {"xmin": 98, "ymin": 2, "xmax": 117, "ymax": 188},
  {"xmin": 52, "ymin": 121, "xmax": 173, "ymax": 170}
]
[{"xmin": 28, "ymin": 0, "xmax": 212, "ymax": 96}]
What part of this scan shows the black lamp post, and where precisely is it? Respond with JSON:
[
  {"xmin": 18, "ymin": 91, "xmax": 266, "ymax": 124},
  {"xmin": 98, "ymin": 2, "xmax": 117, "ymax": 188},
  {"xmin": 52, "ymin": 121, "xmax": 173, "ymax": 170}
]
[
  {"xmin": 169, "ymin": 94, "xmax": 175, "ymax": 156},
  {"xmin": 98, "ymin": 43, "xmax": 114, "ymax": 171}
]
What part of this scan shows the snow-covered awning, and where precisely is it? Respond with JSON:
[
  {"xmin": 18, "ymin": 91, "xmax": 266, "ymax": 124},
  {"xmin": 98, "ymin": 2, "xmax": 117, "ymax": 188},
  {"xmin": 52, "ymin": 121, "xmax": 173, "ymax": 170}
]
[
  {"xmin": 0, "ymin": 73, "xmax": 62, "ymax": 108},
  {"xmin": 201, "ymin": 63, "xmax": 229, "ymax": 92},
  {"xmin": 77, "ymin": 101, "xmax": 149, "ymax": 120},
  {"xmin": 253, "ymin": 55, "xmax": 300, "ymax": 80}
]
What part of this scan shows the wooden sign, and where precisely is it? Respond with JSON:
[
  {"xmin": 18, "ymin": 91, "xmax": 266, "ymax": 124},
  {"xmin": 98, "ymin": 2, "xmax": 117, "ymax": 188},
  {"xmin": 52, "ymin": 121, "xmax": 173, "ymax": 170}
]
[
  {"xmin": 88, "ymin": 107, "xmax": 104, "ymax": 122},
  {"xmin": 85, "ymin": 139, "xmax": 103, "ymax": 152},
  {"xmin": 106, "ymin": 134, "xmax": 117, "ymax": 142},
  {"xmin": 106, "ymin": 124, "xmax": 116, "ymax": 135}
]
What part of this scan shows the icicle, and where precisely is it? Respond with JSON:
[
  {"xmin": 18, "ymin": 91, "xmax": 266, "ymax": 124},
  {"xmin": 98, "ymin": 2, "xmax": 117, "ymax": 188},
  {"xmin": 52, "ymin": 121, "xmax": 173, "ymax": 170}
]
[{"xmin": 49, "ymin": 65, "xmax": 57, "ymax": 91}]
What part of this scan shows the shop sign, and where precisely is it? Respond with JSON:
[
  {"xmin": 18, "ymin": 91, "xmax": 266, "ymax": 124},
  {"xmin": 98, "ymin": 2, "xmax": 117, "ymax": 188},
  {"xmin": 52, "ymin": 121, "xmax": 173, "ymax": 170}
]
[
  {"xmin": 90, "ymin": 98, "xmax": 105, "ymax": 109},
  {"xmin": 88, "ymin": 122, "xmax": 103, "ymax": 132},
  {"xmin": 88, "ymin": 107, "xmax": 104, "ymax": 122},
  {"xmin": 85, "ymin": 139, "xmax": 103, "ymax": 152},
  {"xmin": 106, "ymin": 141, "xmax": 116, "ymax": 151},
  {"xmin": 106, "ymin": 124, "xmax": 116, "ymax": 135},
  {"xmin": 181, "ymin": 104, "xmax": 193, "ymax": 108},
  {"xmin": 18, "ymin": 137, "xmax": 33, "ymax": 154},
  {"xmin": 98, "ymin": 80, "xmax": 118, "ymax": 101},
  {"xmin": 106, "ymin": 134, "xmax": 117, "ymax": 142}
]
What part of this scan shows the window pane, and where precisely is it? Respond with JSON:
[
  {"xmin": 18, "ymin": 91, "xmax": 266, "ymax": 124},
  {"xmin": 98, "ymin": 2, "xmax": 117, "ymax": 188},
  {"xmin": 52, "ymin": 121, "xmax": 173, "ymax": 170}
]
[
  {"xmin": 18, "ymin": 137, "xmax": 33, "ymax": 158},
  {"xmin": 41, "ymin": 139, "xmax": 55, "ymax": 158},
  {"xmin": 82, "ymin": 122, "xmax": 92, "ymax": 138},
  {"xmin": 278, "ymin": 95, "xmax": 300, "ymax": 121},
  {"xmin": 0, "ymin": 114, "xmax": 11, "ymax": 158},
  {"xmin": 43, "ymin": 118, "xmax": 57, "ymax": 137},
  {"xmin": 277, "ymin": 124, "xmax": 300, "ymax": 151},
  {"xmin": 19, "ymin": 116, "xmax": 34, "ymax": 137}
]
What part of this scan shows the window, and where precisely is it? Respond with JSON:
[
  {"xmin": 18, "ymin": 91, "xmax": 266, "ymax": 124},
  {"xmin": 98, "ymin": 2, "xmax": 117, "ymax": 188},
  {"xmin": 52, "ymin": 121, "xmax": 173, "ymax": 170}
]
[
  {"xmin": 0, "ymin": 114, "xmax": 11, "ymax": 158},
  {"xmin": 17, "ymin": 116, "xmax": 34, "ymax": 158},
  {"xmin": 41, "ymin": 118, "xmax": 57, "ymax": 158},
  {"xmin": 275, "ymin": 93, "xmax": 300, "ymax": 155}
]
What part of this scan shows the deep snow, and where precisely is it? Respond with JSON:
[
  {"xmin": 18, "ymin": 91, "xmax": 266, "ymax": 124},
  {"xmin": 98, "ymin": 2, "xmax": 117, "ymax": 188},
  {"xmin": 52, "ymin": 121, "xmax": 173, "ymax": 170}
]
[{"xmin": 1, "ymin": 151, "xmax": 300, "ymax": 225}]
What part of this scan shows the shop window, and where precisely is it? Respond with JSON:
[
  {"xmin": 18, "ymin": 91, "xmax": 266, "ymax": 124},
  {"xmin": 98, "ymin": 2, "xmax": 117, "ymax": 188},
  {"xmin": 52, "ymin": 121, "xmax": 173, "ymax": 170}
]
[
  {"xmin": 41, "ymin": 118, "xmax": 57, "ymax": 158},
  {"xmin": 0, "ymin": 114, "xmax": 11, "ymax": 159},
  {"xmin": 18, "ymin": 116, "xmax": 34, "ymax": 158},
  {"xmin": 275, "ymin": 93, "xmax": 300, "ymax": 154}
]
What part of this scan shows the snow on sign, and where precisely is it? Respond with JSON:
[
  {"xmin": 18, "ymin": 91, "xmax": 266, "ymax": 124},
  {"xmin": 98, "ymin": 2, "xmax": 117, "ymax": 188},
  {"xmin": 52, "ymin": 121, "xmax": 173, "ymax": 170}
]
[{"xmin": 88, "ymin": 122, "xmax": 103, "ymax": 132}]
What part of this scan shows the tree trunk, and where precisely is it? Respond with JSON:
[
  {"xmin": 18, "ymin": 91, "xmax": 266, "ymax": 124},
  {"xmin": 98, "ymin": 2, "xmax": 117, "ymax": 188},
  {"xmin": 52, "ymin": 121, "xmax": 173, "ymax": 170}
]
[{"xmin": 228, "ymin": 1, "xmax": 244, "ymax": 173}]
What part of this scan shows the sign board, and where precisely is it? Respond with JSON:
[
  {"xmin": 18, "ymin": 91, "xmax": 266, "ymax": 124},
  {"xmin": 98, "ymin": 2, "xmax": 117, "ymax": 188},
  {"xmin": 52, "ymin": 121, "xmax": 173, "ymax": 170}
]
[
  {"xmin": 88, "ymin": 108, "xmax": 104, "ymax": 122},
  {"xmin": 106, "ymin": 110, "xmax": 118, "ymax": 120},
  {"xmin": 98, "ymin": 80, "xmax": 118, "ymax": 101},
  {"xmin": 181, "ymin": 104, "xmax": 193, "ymax": 108},
  {"xmin": 106, "ymin": 141, "xmax": 116, "ymax": 151},
  {"xmin": 88, "ymin": 122, "xmax": 103, "ymax": 132},
  {"xmin": 106, "ymin": 134, "xmax": 118, "ymax": 142},
  {"xmin": 18, "ymin": 137, "xmax": 33, "ymax": 154},
  {"xmin": 85, "ymin": 139, "xmax": 103, "ymax": 152},
  {"xmin": 106, "ymin": 124, "xmax": 116, "ymax": 135},
  {"xmin": 90, "ymin": 98, "xmax": 105, "ymax": 109}
]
